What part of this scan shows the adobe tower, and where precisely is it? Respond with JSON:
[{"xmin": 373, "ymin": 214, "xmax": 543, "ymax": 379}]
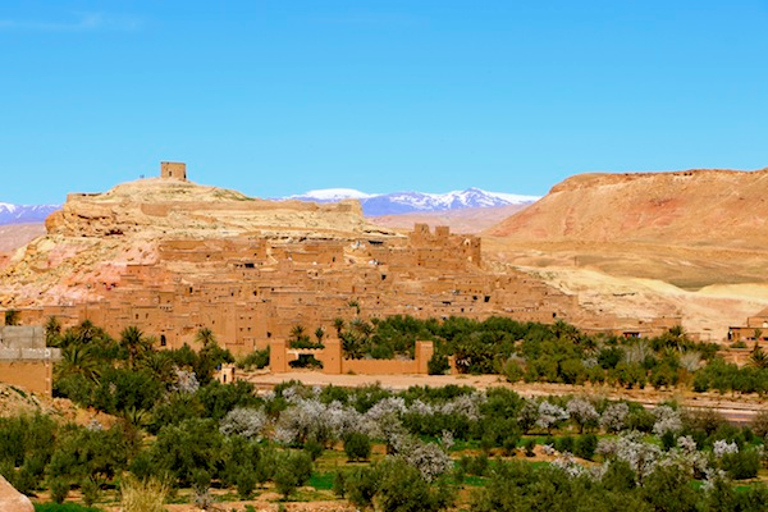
[{"xmin": 160, "ymin": 161, "xmax": 187, "ymax": 181}]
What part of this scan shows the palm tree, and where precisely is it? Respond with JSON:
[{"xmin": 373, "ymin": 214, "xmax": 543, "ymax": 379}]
[
  {"xmin": 350, "ymin": 318, "xmax": 373, "ymax": 341},
  {"xmin": 44, "ymin": 316, "xmax": 62, "ymax": 346},
  {"xmin": 332, "ymin": 318, "xmax": 345, "ymax": 336},
  {"xmin": 340, "ymin": 331, "xmax": 363, "ymax": 359},
  {"xmin": 314, "ymin": 327, "xmax": 325, "ymax": 344},
  {"xmin": 123, "ymin": 406, "xmax": 151, "ymax": 428},
  {"xmin": 55, "ymin": 344, "xmax": 101, "ymax": 383},
  {"xmin": 195, "ymin": 327, "xmax": 216, "ymax": 348},
  {"xmin": 289, "ymin": 325, "xmax": 306, "ymax": 341},
  {"xmin": 660, "ymin": 325, "xmax": 690, "ymax": 352},
  {"xmin": 120, "ymin": 326, "xmax": 150, "ymax": 369},
  {"xmin": 750, "ymin": 345, "xmax": 768, "ymax": 369},
  {"xmin": 140, "ymin": 351, "xmax": 176, "ymax": 385},
  {"xmin": 347, "ymin": 300, "xmax": 361, "ymax": 315}
]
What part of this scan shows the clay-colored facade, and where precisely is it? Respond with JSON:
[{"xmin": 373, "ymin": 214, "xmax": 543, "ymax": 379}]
[
  {"xmin": 728, "ymin": 307, "xmax": 768, "ymax": 343},
  {"xmin": 0, "ymin": 326, "xmax": 60, "ymax": 396},
  {"xmin": 160, "ymin": 161, "xmax": 187, "ymax": 181},
  {"xmin": 0, "ymin": 361, "xmax": 54, "ymax": 396},
  {"xmin": 10, "ymin": 223, "xmax": 579, "ymax": 354},
  {"xmin": 6, "ymin": 220, "xmax": 680, "ymax": 354},
  {"xmin": 270, "ymin": 339, "xmax": 433, "ymax": 375}
]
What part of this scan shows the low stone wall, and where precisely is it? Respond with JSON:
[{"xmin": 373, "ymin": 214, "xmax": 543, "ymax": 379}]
[
  {"xmin": 0, "ymin": 347, "xmax": 61, "ymax": 361},
  {"xmin": 0, "ymin": 326, "xmax": 45, "ymax": 349}
]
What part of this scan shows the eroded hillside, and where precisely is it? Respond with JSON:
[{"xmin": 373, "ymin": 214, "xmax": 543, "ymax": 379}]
[
  {"xmin": 481, "ymin": 168, "xmax": 768, "ymax": 338},
  {"xmin": 487, "ymin": 168, "xmax": 768, "ymax": 248}
]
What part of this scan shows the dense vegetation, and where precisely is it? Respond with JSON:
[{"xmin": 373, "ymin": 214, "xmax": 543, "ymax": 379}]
[
  {"xmin": 3, "ymin": 317, "xmax": 768, "ymax": 510},
  {"xmin": 328, "ymin": 314, "xmax": 768, "ymax": 394}
]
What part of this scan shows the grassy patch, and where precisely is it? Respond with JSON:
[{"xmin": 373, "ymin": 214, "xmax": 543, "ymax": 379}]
[
  {"xmin": 309, "ymin": 472, "xmax": 335, "ymax": 491},
  {"xmin": 462, "ymin": 475, "xmax": 488, "ymax": 487},
  {"xmin": 34, "ymin": 505, "xmax": 104, "ymax": 512}
]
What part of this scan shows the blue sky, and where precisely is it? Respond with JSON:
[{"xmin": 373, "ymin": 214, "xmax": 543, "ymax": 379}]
[{"xmin": 1, "ymin": 1, "xmax": 767, "ymax": 204}]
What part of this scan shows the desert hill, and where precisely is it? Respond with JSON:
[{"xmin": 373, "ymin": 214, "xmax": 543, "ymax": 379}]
[
  {"xmin": 47, "ymin": 178, "xmax": 381, "ymax": 239},
  {"xmin": 1, "ymin": 177, "xmax": 398, "ymax": 307},
  {"xmin": 480, "ymin": 168, "xmax": 768, "ymax": 338},
  {"xmin": 486, "ymin": 168, "xmax": 768, "ymax": 248}
]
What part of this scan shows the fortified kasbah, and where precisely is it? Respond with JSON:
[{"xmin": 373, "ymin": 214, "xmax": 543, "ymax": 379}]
[{"xmin": 0, "ymin": 162, "xmax": 677, "ymax": 355}]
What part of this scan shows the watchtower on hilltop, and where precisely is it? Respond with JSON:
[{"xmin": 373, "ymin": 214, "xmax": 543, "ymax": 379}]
[{"xmin": 160, "ymin": 161, "xmax": 187, "ymax": 181}]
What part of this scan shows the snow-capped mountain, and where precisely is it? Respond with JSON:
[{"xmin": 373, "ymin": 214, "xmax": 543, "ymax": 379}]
[
  {"xmin": 287, "ymin": 188, "xmax": 539, "ymax": 216},
  {"xmin": 291, "ymin": 188, "xmax": 375, "ymax": 202},
  {"xmin": 0, "ymin": 203, "xmax": 60, "ymax": 225}
]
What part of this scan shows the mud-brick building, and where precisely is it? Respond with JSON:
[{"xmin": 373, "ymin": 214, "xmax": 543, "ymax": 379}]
[
  {"xmin": 0, "ymin": 322, "xmax": 61, "ymax": 396},
  {"xmin": 728, "ymin": 307, "xmax": 768, "ymax": 343}
]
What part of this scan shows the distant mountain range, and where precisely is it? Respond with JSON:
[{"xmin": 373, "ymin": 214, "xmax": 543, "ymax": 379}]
[
  {"xmin": 286, "ymin": 188, "xmax": 539, "ymax": 216},
  {"xmin": 0, "ymin": 203, "xmax": 60, "ymax": 225},
  {"xmin": 0, "ymin": 188, "xmax": 539, "ymax": 225}
]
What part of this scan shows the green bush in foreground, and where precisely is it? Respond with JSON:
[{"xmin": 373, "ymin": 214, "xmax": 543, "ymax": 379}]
[
  {"xmin": 344, "ymin": 432, "xmax": 372, "ymax": 462},
  {"xmin": 35, "ymin": 505, "xmax": 103, "ymax": 512}
]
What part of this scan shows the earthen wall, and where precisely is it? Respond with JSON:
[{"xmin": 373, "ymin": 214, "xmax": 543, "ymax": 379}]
[{"xmin": 0, "ymin": 361, "xmax": 53, "ymax": 396}]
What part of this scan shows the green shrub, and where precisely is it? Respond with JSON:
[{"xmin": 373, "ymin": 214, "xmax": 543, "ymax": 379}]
[
  {"xmin": 34, "ymin": 505, "xmax": 103, "ymax": 512},
  {"xmin": 332, "ymin": 469, "xmax": 347, "ymax": 498},
  {"xmin": 274, "ymin": 451, "xmax": 312, "ymax": 499},
  {"xmin": 344, "ymin": 432, "xmax": 372, "ymax": 462},
  {"xmin": 502, "ymin": 432, "xmax": 521, "ymax": 456},
  {"xmin": 80, "ymin": 477, "xmax": 100, "ymax": 507},
  {"xmin": 428, "ymin": 352, "xmax": 451, "ymax": 375},
  {"xmin": 468, "ymin": 453, "xmax": 489, "ymax": 476},
  {"xmin": 574, "ymin": 434, "xmax": 597, "ymax": 461},
  {"xmin": 345, "ymin": 466, "xmax": 381, "ymax": 510},
  {"xmin": 149, "ymin": 418, "xmax": 224, "ymax": 487},
  {"xmin": 304, "ymin": 438, "xmax": 324, "ymax": 461},
  {"xmin": 722, "ymin": 449, "xmax": 760, "ymax": 480},
  {"xmin": 377, "ymin": 458, "xmax": 453, "ymax": 512},
  {"xmin": 502, "ymin": 359, "xmax": 524, "ymax": 383},
  {"xmin": 554, "ymin": 436, "xmax": 574, "ymax": 454},
  {"xmin": 49, "ymin": 478, "xmax": 70, "ymax": 504},
  {"xmin": 236, "ymin": 469, "xmax": 257, "ymax": 499},
  {"xmin": 237, "ymin": 347, "xmax": 270, "ymax": 370},
  {"xmin": 524, "ymin": 438, "xmax": 536, "ymax": 457}
]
